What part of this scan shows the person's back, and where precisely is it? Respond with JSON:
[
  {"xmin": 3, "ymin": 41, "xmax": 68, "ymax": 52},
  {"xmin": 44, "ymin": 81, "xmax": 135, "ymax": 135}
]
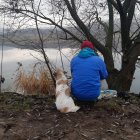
[{"xmin": 70, "ymin": 41, "xmax": 108, "ymax": 101}]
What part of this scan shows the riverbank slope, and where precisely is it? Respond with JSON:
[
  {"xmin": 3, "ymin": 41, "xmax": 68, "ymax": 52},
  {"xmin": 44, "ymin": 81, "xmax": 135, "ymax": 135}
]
[{"xmin": 0, "ymin": 92, "xmax": 140, "ymax": 140}]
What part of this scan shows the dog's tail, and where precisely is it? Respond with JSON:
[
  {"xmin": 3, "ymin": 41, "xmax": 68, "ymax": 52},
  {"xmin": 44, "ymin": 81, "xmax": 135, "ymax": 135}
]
[{"xmin": 69, "ymin": 106, "xmax": 80, "ymax": 112}]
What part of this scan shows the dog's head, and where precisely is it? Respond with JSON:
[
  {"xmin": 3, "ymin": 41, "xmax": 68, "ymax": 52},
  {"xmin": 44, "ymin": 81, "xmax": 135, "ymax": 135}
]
[
  {"xmin": 53, "ymin": 68, "xmax": 68, "ymax": 85},
  {"xmin": 53, "ymin": 69, "xmax": 64, "ymax": 81}
]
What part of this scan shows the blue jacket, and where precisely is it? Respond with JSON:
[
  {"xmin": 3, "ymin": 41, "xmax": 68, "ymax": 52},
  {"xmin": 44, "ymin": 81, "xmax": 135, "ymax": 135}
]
[{"xmin": 70, "ymin": 55, "xmax": 108, "ymax": 101}]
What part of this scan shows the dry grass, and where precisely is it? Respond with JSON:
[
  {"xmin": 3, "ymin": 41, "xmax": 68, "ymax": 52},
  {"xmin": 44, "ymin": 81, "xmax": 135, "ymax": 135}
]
[{"xmin": 14, "ymin": 62, "xmax": 55, "ymax": 95}]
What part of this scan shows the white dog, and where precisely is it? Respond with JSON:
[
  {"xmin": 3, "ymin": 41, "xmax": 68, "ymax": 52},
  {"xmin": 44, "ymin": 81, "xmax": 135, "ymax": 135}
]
[{"xmin": 53, "ymin": 69, "xmax": 80, "ymax": 113}]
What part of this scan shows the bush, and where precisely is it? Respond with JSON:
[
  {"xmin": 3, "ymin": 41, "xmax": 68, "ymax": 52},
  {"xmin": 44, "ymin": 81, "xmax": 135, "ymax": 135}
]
[{"xmin": 14, "ymin": 62, "xmax": 55, "ymax": 95}]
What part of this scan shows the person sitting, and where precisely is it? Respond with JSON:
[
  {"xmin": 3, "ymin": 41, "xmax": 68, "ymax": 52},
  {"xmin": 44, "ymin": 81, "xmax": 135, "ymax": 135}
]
[{"xmin": 70, "ymin": 40, "xmax": 108, "ymax": 107}]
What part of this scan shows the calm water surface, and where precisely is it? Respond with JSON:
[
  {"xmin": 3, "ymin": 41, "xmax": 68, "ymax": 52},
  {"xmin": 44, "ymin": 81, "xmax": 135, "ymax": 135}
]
[
  {"xmin": 0, "ymin": 46, "xmax": 140, "ymax": 94},
  {"xmin": 0, "ymin": 46, "xmax": 73, "ymax": 91}
]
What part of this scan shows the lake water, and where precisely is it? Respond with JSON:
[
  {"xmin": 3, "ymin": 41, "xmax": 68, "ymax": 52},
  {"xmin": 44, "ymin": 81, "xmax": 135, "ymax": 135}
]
[{"xmin": 0, "ymin": 46, "xmax": 140, "ymax": 94}]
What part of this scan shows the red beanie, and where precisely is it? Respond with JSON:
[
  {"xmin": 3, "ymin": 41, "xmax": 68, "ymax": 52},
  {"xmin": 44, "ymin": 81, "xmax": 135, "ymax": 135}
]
[{"xmin": 80, "ymin": 40, "xmax": 94, "ymax": 50}]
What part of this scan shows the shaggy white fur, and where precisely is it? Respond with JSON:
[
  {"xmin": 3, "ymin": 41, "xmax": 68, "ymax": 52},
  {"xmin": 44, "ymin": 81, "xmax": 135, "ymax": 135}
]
[{"xmin": 54, "ymin": 69, "xmax": 80, "ymax": 113}]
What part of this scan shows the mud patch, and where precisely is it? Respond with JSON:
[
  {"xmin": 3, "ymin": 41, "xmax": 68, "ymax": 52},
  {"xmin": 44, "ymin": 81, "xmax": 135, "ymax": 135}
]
[{"xmin": 0, "ymin": 92, "xmax": 140, "ymax": 140}]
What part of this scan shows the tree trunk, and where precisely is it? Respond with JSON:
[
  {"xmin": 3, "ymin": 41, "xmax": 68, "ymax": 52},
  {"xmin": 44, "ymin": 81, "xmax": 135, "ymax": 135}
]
[
  {"xmin": 107, "ymin": 42, "xmax": 140, "ymax": 92},
  {"xmin": 103, "ymin": 48, "xmax": 114, "ymax": 72},
  {"xmin": 107, "ymin": 64, "xmax": 135, "ymax": 92}
]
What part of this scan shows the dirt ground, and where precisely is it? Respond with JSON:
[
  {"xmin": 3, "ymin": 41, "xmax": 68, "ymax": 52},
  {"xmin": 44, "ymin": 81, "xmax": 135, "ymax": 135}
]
[{"xmin": 0, "ymin": 92, "xmax": 140, "ymax": 140}]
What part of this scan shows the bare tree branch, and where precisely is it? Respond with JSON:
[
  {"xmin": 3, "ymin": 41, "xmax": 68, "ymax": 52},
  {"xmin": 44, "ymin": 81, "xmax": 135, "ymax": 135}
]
[
  {"xmin": 71, "ymin": 0, "xmax": 76, "ymax": 12},
  {"xmin": 63, "ymin": 0, "xmax": 106, "ymax": 54},
  {"xmin": 105, "ymin": 0, "xmax": 114, "ymax": 50},
  {"xmin": 108, "ymin": 0, "xmax": 120, "ymax": 11}
]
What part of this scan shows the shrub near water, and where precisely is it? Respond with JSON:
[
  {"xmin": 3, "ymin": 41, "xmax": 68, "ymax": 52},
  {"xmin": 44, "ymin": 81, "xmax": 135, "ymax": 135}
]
[{"xmin": 15, "ymin": 63, "xmax": 55, "ymax": 95}]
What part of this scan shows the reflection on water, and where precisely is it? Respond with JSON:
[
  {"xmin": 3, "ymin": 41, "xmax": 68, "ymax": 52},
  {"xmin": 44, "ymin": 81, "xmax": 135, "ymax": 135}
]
[
  {"xmin": 0, "ymin": 46, "xmax": 73, "ymax": 91},
  {"xmin": 0, "ymin": 46, "xmax": 140, "ymax": 94}
]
